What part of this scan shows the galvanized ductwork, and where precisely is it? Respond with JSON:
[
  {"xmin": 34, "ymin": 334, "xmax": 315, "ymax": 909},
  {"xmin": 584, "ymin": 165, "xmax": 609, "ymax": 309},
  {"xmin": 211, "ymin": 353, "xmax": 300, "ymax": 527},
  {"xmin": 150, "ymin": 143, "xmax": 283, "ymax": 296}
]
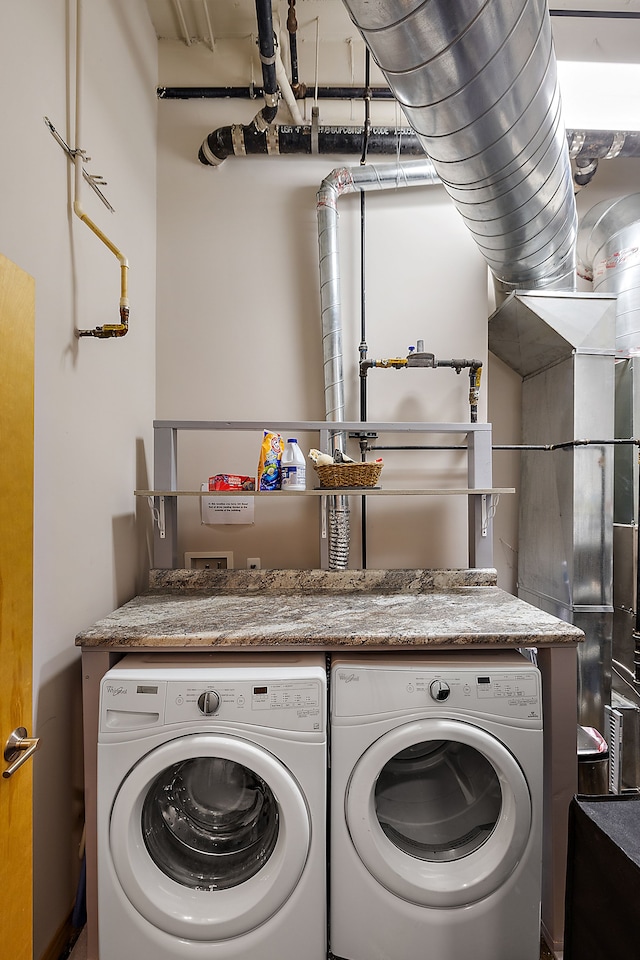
[
  {"xmin": 339, "ymin": 0, "xmax": 577, "ymax": 297},
  {"xmin": 577, "ymin": 193, "xmax": 640, "ymax": 358},
  {"xmin": 578, "ymin": 195, "xmax": 640, "ymax": 763}
]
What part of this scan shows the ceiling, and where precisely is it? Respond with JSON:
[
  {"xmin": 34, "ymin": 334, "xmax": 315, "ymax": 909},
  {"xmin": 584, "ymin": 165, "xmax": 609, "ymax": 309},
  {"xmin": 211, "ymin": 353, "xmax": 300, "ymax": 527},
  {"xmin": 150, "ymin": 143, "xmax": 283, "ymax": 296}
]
[
  {"xmin": 144, "ymin": 0, "xmax": 640, "ymax": 88},
  {"xmin": 144, "ymin": 0, "xmax": 640, "ymax": 46},
  {"xmin": 142, "ymin": 0, "xmax": 640, "ymax": 135},
  {"xmin": 146, "ymin": 0, "xmax": 374, "ymax": 47}
]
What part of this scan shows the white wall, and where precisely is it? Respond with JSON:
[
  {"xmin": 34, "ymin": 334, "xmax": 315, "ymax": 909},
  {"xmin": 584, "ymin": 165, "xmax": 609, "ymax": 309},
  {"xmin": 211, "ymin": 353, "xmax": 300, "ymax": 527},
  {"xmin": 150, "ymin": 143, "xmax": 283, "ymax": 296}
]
[
  {"xmin": 0, "ymin": 2, "xmax": 157, "ymax": 956},
  {"xmin": 156, "ymin": 97, "xmax": 640, "ymax": 588},
  {"xmin": 156, "ymin": 94, "xmax": 489, "ymax": 572},
  {"xmin": 0, "ymin": 3, "xmax": 636, "ymax": 953}
]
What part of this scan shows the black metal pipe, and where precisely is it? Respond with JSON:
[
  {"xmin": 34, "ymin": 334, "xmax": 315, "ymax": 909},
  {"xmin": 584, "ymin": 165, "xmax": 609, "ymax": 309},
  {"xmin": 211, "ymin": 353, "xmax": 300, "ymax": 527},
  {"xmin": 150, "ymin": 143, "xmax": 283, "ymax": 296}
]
[
  {"xmin": 635, "ymin": 450, "xmax": 640, "ymax": 652},
  {"xmin": 360, "ymin": 192, "xmax": 368, "ymax": 422},
  {"xmin": 198, "ymin": 125, "xmax": 640, "ymax": 167},
  {"xmin": 360, "ymin": 49, "xmax": 372, "ymax": 167},
  {"xmin": 360, "ymin": 189, "xmax": 368, "ymax": 569},
  {"xmin": 198, "ymin": 0, "xmax": 280, "ymax": 165},
  {"xmin": 160, "ymin": 85, "xmax": 395, "ymax": 100},
  {"xmin": 287, "ymin": 0, "xmax": 300, "ymax": 89},
  {"xmin": 254, "ymin": 0, "xmax": 278, "ymax": 125},
  {"xmin": 199, "ymin": 124, "xmax": 423, "ymax": 165},
  {"xmin": 369, "ymin": 445, "xmax": 469, "ymax": 452},
  {"xmin": 574, "ymin": 155, "xmax": 600, "ymax": 187},
  {"xmin": 549, "ymin": 8, "xmax": 640, "ymax": 17},
  {"xmin": 569, "ymin": 130, "xmax": 640, "ymax": 160},
  {"xmin": 367, "ymin": 439, "xmax": 640, "ymax": 453}
]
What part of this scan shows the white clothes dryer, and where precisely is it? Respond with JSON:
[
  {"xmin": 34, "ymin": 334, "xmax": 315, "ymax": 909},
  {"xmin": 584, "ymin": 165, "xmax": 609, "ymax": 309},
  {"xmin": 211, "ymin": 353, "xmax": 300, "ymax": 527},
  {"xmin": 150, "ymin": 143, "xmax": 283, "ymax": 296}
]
[
  {"xmin": 97, "ymin": 652, "xmax": 327, "ymax": 960},
  {"xmin": 329, "ymin": 651, "xmax": 543, "ymax": 960}
]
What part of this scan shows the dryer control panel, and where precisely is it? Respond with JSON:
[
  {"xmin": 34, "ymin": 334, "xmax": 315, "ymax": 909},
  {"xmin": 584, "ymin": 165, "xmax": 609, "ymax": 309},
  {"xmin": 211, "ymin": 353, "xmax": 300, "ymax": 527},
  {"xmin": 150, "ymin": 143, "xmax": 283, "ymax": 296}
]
[{"xmin": 332, "ymin": 656, "xmax": 541, "ymax": 724}]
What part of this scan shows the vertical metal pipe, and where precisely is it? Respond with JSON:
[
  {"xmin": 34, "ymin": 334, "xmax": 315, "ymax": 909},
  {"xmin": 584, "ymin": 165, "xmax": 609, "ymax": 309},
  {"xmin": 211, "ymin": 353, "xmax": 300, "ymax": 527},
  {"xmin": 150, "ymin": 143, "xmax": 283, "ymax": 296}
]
[
  {"xmin": 360, "ymin": 49, "xmax": 371, "ymax": 167},
  {"xmin": 317, "ymin": 159, "xmax": 440, "ymax": 568},
  {"xmin": 360, "ymin": 188, "xmax": 368, "ymax": 568},
  {"xmin": 287, "ymin": 0, "xmax": 299, "ymax": 88}
]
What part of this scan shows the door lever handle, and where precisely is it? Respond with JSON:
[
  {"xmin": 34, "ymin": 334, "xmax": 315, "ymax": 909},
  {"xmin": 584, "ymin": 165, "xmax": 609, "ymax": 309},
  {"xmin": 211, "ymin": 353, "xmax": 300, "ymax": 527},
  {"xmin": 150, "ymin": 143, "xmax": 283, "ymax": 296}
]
[{"xmin": 3, "ymin": 726, "xmax": 40, "ymax": 779}]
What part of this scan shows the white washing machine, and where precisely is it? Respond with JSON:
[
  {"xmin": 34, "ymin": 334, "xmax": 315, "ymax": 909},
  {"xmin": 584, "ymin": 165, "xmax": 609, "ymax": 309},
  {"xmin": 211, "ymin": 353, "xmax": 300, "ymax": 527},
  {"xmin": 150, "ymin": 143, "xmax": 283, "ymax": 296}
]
[
  {"xmin": 329, "ymin": 650, "xmax": 543, "ymax": 960},
  {"xmin": 97, "ymin": 652, "xmax": 327, "ymax": 960}
]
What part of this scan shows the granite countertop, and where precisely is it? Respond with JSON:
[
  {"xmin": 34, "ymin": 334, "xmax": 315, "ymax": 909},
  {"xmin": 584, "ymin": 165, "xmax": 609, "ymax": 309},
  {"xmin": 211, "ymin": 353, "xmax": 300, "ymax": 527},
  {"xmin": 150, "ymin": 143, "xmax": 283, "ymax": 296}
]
[{"xmin": 75, "ymin": 569, "xmax": 584, "ymax": 650}]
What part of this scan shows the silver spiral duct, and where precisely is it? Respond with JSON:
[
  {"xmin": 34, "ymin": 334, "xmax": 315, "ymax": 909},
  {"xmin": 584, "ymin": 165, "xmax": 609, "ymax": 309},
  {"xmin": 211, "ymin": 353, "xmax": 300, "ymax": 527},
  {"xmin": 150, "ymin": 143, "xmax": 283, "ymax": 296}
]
[
  {"xmin": 317, "ymin": 158, "xmax": 441, "ymax": 568},
  {"xmin": 339, "ymin": 0, "xmax": 577, "ymax": 296},
  {"xmin": 577, "ymin": 194, "xmax": 640, "ymax": 357}
]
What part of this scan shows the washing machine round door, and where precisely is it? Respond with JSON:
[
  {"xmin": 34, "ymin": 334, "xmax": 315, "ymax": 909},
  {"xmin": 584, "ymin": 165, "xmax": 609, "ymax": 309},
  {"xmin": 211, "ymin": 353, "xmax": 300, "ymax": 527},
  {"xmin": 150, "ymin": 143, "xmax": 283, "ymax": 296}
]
[
  {"xmin": 109, "ymin": 734, "xmax": 310, "ymax": 941},
  {"xmin": 345, "ymin": 718, "xmax": 532, "ymax": 907}
]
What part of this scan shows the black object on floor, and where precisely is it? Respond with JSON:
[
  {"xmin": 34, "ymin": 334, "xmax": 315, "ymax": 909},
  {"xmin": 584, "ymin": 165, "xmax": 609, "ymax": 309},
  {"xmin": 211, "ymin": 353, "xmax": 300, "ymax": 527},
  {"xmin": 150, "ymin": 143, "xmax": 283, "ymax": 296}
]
[{"xmin": 564, "ymin": 794, "xmax": 640, "ymax": 959}]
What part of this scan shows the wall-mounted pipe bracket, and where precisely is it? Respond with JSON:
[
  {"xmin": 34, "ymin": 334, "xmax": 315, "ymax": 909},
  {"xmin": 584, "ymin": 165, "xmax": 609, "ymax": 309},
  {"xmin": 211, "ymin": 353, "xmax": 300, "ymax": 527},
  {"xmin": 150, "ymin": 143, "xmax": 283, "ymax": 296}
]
[
  {"xmin": 45, "ymin": 117, "xmax": 114, "ymax": 212},
  {"xmin": 45, "ymin": 118, "xmax": 130, "ymax": 339}
]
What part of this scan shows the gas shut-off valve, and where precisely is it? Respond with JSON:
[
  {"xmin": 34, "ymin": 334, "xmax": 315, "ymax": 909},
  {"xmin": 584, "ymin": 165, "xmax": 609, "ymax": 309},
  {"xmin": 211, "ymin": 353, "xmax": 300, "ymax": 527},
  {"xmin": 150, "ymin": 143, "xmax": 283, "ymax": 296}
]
[{"xmin": 359, "ymin": 338, "xmax": 483, "ymax": 422}]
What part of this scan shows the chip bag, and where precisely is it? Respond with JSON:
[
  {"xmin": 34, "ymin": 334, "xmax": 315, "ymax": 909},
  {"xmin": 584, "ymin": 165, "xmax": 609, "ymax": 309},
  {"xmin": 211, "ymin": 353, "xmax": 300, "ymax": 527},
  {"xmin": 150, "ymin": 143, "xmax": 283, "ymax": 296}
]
[{"xmin": 257, "ymin": 431, "xmax": 284, "ymax": 491}]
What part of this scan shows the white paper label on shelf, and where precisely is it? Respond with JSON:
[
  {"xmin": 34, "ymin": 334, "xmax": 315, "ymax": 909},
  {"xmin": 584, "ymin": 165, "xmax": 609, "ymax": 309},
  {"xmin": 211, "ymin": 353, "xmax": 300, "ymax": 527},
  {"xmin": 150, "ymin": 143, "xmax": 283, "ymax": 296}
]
[{"xmin": 200, "ymin": 488, "xmax": 255, "ymax": 525}]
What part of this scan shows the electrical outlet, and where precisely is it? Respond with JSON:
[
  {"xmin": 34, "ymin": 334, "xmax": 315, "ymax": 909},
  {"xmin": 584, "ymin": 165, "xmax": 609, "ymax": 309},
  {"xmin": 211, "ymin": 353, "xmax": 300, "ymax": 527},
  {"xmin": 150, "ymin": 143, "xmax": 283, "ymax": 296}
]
[
  {"xmin": 184, "ymin": 551, "xmax": 234, "ymax": 570},
  {"xmin": 247, "ymin": 557, "xmax": 261, "ymax": 570}
]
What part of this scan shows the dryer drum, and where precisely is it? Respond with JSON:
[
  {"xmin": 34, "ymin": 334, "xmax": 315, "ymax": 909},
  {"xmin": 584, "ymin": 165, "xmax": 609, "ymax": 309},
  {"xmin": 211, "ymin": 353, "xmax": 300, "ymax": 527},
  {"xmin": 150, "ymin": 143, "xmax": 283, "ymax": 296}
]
[
  {"xmin": 374, "ymin": 740, "xmax": 502, "ymax": 862},
  {"xmin": 141, "ymin": 757, "xmax": 280, "ymax": 890}
]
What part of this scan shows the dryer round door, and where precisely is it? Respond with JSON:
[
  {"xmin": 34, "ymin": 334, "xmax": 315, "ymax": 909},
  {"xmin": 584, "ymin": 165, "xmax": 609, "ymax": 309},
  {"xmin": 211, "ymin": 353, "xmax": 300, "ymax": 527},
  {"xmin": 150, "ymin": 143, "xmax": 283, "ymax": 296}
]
[
  {"xmin": 109, "ymin": 733, "xmax": 310, "ymax": 941},
  {"xmin": 345, "ymin": 718, "xmax": 532, "ymax": 907}
]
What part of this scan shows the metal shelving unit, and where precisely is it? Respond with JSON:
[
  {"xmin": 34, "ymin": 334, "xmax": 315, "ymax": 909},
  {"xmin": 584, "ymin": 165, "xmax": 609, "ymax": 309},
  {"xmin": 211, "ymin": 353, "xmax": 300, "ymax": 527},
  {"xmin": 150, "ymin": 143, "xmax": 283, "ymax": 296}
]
[{"xmin": 138, "ymin": 420, "xmax": 512, "ymax": 569}]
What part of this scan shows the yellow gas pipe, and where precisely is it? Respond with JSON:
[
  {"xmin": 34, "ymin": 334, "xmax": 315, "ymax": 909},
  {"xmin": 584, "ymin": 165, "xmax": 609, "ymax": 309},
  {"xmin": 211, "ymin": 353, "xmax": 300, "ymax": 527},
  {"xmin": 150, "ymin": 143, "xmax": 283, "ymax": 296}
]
[{"xmin": 73, "ymin": 192, "xmax": 129, "ymax": 339}]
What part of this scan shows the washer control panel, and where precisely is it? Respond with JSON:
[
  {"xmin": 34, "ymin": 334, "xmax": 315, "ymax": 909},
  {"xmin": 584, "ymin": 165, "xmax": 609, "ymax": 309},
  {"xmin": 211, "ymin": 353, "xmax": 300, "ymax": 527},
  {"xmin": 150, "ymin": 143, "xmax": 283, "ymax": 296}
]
[{"xmin": 100, "ymin": 674, "xmax": 325, "ymax": 734}]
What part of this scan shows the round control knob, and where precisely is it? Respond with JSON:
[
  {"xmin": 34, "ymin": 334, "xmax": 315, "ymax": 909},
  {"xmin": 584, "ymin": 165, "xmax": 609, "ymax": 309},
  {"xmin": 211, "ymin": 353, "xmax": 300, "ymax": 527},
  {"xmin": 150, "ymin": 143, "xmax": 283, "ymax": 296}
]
[
  {"xmin": 429, "ymin": 679, "xmax": 451, "ymax": 702},
  {"xmin": 197, "ymin": 689, "xmax": 221, "ymax": 715}
]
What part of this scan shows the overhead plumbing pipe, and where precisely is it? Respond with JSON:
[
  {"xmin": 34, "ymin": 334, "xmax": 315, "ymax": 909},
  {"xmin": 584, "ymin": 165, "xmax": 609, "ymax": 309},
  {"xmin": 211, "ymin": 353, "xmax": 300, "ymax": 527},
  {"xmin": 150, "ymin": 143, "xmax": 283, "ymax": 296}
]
[
  {"xmin": 199, "ymin": 0, "xmax": 280, "ymax": 166},
  {"xmin": 338, "ymin": 0, "xmax": 578, "ymax": 299},
  {"xmin": 193, "ymin": 100, "xmax": 640, "ymax": 172},
  {"xmin": 253, "ymin": 0, "xmax": 279, "ymax": 125},
  {"xmin": 199, "ymin": 124, "xmax": 424, "ymax": 165},
  {"xmin": 275, "ymin": 42, "xmax": 303, "ymax": 125},
  {"xmin": 286, "ymin": 0, "xmax": 304, "ymax": 98},
  {"xmin": 317, "ymin": 158, "xmax": 441, "ymax": 568},
  {"xmin": 73, "ymin": 0, "xmax": 129, "ymax": 338}
]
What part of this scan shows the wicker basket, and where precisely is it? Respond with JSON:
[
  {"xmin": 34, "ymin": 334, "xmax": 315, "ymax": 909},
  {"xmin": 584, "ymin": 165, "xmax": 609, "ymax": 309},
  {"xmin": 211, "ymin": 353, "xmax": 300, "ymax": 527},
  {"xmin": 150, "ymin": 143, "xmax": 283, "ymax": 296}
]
[{"xmin": 314, "ymin": 461, "xmax": 383, "ymax": 489}]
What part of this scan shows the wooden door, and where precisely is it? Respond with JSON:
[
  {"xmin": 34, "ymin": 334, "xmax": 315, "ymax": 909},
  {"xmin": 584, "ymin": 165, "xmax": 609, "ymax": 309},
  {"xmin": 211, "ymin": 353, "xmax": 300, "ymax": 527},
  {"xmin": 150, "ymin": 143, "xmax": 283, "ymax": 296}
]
[{"xmin": 0, "ymin": 253, "xmax": 35, "ymax": 960}]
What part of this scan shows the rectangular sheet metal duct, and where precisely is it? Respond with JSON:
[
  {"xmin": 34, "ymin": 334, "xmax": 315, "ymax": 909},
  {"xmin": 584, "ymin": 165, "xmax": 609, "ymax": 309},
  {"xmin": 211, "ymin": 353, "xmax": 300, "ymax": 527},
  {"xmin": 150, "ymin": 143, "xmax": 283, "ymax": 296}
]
[{"xmin": 489, "ymin": 291, "xmax": 617, "ymax": 729}]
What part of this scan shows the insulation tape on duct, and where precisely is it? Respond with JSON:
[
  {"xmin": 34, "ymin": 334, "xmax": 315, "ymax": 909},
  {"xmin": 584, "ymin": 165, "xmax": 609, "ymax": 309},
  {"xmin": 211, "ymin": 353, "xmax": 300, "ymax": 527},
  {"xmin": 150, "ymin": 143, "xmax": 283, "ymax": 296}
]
[
  {"xmin": 231, "ymin": 125, "xmax": 247, "ymax": 156},
  {"xmin": 266, "ymin": 126, "xmax": 279, "ymax": 155}
]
